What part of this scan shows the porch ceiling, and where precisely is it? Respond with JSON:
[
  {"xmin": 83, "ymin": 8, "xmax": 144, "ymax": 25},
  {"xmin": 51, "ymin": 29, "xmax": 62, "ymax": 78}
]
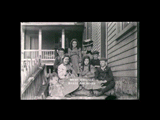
[{"xmin": 22, "ymin": 22, "xmax": 84, "ymax": 32}]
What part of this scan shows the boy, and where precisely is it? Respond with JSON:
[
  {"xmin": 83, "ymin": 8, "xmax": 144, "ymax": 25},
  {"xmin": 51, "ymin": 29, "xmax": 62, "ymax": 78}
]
[
  {"xmin": 93, "ymin": 58, "xmax": 115, "ymax": 96},
  {"xmin": 53, "ymin": 48, "xmax": 65, "ymax": 73},
  {"xmin": 90, "ymin": 51, "xmax": 100, "ymax": 69}
]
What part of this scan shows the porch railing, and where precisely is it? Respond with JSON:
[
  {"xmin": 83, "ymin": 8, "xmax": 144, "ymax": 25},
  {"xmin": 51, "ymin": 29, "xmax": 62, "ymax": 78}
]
[
  {"xmin": 23, "ymin": 49, "xmax": 39, "ymax": 59},
  {"xmin": 21, "ymin": 57, "xmax": 41, "ymax": 86},
  {"xmin": 41, "ymin": 50, "xmax": 56, "ymax": 60},
  {"xmin": 21, "ymin": 64, "xmax": 46, "ymax": 99},
  {"xmin": 23, "ymin": 49, "xmax": 56, "ymax": 60}
]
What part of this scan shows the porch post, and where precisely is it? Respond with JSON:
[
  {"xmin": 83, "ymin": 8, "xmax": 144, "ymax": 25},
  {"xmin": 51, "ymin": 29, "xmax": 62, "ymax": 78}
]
[
  {"xmin": 39, "ymin": 29, "xmax": 42, "ymax": 58},
  {"xmin": 21, "ymin": 24, "xmax": 24, "ymax": 61},
  {"xmin": 62, "ymin": 29, "xmax": 65, "ymax": 49}
]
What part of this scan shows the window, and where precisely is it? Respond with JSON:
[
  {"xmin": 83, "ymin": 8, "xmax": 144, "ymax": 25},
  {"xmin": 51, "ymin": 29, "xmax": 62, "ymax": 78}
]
[
  {"xmin": 115, "ymin": 22, "xmax": 136, "ymax": 40},
  {"xmin": 122, "ymin": 22, "xmax": 132, "ymax": 30}
]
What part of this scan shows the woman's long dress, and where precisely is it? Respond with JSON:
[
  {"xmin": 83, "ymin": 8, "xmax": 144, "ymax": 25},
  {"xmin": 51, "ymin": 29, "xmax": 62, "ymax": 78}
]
[
  {"xmin": 57, "ymin": 63, "xmax": 79, "ymax": 96},
  {"xmin": 68, "ymin": 48, "xmax": 81, "ymax": 74}
]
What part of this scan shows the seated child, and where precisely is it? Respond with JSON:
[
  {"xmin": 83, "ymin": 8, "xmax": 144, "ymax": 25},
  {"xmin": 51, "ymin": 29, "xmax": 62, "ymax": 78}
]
[
  {"xmin": 49, "ymin": 73, "xmax": 64, "ymax": 97},
  {"xmin": 90, "ymin": 51, "xmax": 100, "ymax": 69},
  {"xmin": 93, "ymin": 58, "xmax": 115, "ymax": 96},
  {"xmin": 80, "ymin": 55, "xmax": 95, "ymax": 78},
  {"xmin": 58, "ymin": 55, "xmax": 77, "ymax": 79}
]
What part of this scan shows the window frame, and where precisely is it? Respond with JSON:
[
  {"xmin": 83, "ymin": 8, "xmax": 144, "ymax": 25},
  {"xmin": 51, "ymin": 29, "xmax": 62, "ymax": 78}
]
[{"xmin": 115, "ymin": 22, "xmax": 137, "ymax": 40}]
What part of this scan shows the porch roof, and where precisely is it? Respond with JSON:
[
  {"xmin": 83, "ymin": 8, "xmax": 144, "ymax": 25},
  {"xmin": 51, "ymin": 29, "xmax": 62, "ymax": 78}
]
[{"xmin": 21, "ymin": 22, "xmax": 84, "ymax": 32}]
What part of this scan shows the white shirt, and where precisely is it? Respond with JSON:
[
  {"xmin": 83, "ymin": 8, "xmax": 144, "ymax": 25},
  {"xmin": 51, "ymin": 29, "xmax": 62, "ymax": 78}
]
[
  {"xmin": 58, "ymin": 63, "xmax": 76, "ymax": 79},
  {"xmin": 101, "ymin": 65, "xmax": 107, "ymax": 71},
  {"xmin": 58, "ymin": 64, "xmax": 67, "ymax": 79}
]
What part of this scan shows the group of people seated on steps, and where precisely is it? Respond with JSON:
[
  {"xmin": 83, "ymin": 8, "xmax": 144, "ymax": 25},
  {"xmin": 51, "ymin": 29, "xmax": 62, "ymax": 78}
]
[{"xmin": 48, "ymin": 38, "xmax": 115, "ymax": 97}]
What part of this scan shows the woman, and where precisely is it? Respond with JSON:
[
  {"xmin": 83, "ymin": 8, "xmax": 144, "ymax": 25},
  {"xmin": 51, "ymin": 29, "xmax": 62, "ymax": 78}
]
[
  {"xmin": 68, "ymin": 39, "xmax": 82, "ymax": 75},
  {"xmin": 58, "ymin": 55, "xmax": 77, "ymax": 79},
  {"xmin": 80, "ymin": 56, "xmax": 95, "ymax": 78},
  {"xmin": 82, "ymin": 39, "xmax": 93, "ymax": 60},
  {"xmin": 50, "ymin": 55, "xmax": 79, "ymax": 97}
]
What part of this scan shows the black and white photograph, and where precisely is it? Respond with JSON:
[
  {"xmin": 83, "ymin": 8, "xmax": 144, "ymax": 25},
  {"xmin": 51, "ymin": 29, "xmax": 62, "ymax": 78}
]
[{"xmin": 20, "ymin": 22, "xmax": 140, "ymax": 100}]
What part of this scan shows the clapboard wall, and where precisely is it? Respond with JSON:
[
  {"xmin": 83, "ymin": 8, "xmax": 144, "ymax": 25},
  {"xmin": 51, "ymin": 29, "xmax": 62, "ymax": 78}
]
[
  {"xmin": 106, "ymin": 22, "xmax": 137, "ymax": 77},
  {"xmin": 106, "ymin": 22, "xmax": 138, "ymax": 97}
]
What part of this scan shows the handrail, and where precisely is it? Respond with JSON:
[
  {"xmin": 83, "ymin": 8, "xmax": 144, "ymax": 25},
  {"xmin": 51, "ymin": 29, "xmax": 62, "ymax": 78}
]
[
  {"xmin": 24, "ymin": 49, "xmax": 39, "ymax": 51},
  {"xmin": 41, "ymin": 50, "xmax": 55, "ymax": 51},
  {"xmin": 21, "ymin": 64, "xmax": 45, "ymax": 99},
  {"xmin": 21, "ymin": 58, "xmax": 41, "ymax": 85}
]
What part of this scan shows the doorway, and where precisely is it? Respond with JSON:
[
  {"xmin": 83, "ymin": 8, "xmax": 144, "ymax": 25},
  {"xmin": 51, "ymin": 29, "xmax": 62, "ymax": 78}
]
[{"xmin": 65, "ymin": 30, "xmax": 83, "ymax": 53}]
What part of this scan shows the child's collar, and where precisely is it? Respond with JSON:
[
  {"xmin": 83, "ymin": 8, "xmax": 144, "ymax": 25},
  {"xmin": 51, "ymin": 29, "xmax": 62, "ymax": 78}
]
[{"xmin": 101, "ymin": 65, "xmax": 107, "ymax": 70}]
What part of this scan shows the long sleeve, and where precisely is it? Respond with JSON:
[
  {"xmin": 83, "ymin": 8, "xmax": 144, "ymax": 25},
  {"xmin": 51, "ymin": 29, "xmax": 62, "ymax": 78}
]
[
  {"xmin": 54, "ymin": 57, "xmax": 60, "ymax": 72},
  {"xmin": 58, "ymin": 64, "xmax": 66, "ymax": 79},
  {"xmin": 86, "ymin": 65, "xmax": 95, "ymax": 78},
  {"xmin": 53, "ymin": 57, "xmax": 59, "ymax": 72},
  {"xmin": 106, "ymin": 67, "xmax": 114, "ymax": 82},
  {"xmin": 81, "ymin": 69, "xmax": 88, "ymax": 76},
  {"xmin": 81, "ymin": 65, "xmax": 95, "ymax": 78},
  {"xmin": 68, "ymin": 48, "xmax": 71, "ymax": 57},
  {"xmin": 69, "ymin": 66, "xmax": 78, "ymax": 77},
  {"xmin": 78, "ymin": 48, "xmax": 82, "ymax": 63},
  {"xmin": 94, "ymin": 68, "xmax": 99, "ymax": 79}
]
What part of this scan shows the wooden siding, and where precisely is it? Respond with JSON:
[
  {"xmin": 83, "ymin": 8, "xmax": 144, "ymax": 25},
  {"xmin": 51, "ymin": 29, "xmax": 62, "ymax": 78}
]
[
  {"xmin": 92, "ymin": 22, "xmax": 101, "ymax": 57},
  {"xmin": 106, "ymin": 22, "xmax": 138, "ymax": 77}
]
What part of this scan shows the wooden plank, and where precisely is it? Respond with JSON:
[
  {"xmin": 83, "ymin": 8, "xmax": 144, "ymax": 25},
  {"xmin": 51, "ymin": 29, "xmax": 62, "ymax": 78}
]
[
  {"xmin": 108, "ymin": 32, "xmax": 137, "ymax": 55},
  {"xmin": 108, "ymin": 31, "xmax": 116, "ymax": 42},
  {"xmin": 108, "ymin": 30, "xmax": 116, "ymax": 45},
  {"xmin": 112, "ymin": 70, "xmax": 137, "ymax": 77},
  {"xmin": 24, "ymin": 49, "xmax": 39, "ymax": 51},
  {"xmin": 115, "ymin": 22, "xmax": 137, "ymax": 41},
  {"xmin": 48, "ymin": 51, "xmax": 50, "ymax": 59},
  {"xmin": 111, "ymin": 62, "xmax": 137, "ymax": 71},
  {"xmin": 108, "ymin": 28, "xmax": 116, "ymax": 40},
  {"xmin": 22, "ymin": 22, "xmax": 79, "ymax": 26},
  {"xmin": 108, "ymin": 27, "xmax": 137, "ymax": 50},
  {"xmin": 108, "ymin": 47, "xmax": 137, "ymax": 63},
  {"xmin": 108, "ymin": 22, "xmax": 114, "ymax": 28},
  {"xmin": 108, "ymin": 22, "xmax": 116, "ymax": 34},
  {"xmin": 108, "ymin": 39, "xmax": 137, "ymax": 58}
]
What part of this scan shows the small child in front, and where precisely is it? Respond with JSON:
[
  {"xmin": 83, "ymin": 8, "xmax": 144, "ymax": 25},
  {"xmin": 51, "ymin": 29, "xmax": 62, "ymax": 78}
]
[{"xmin": 49, "ymin": 73, "xmax": 64, "ymax": 97}]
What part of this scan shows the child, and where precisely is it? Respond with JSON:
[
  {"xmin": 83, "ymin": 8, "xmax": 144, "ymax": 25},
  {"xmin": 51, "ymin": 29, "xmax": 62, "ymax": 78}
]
[
  {"xmin": 58, "ymin": 55, "xmax": 77, "ymax": 79},
  {"xmin": 93, "ymin": 58, "xmax": 115, "ymax": 96},
  {"xmin": 49, "ymin": 73, "xmax": 64, "ymax": 97},
  {"xmin": 90, "ymin": 51, "xmax": 100, "ymax": 69},
  {"xmin": 80, "ymin": 55, "xmax": 95, "ymax": 78},
  {"xmin": 68, "ymin": 39, "xmax": 82, "ymax": 75},
  {"xmin": 53, "ymin": 48, "xmax": 65, "ymax": 73}
]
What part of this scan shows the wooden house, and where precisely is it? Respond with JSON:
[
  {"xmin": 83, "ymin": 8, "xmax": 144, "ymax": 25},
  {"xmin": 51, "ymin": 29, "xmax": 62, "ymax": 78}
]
[
  {"xmin": 83, "ymin": 22, "xmax": 139, "ymax": 98},
  {"xmin": 21, "ymin": 22, "xmax": 139, "ymax": 99}
]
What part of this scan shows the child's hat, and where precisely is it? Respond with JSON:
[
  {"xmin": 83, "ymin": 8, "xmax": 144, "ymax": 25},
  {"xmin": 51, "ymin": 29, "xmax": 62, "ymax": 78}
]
[{"xmin": 82, "ymin": 39, "xmax": 93, "ymax": 47}]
